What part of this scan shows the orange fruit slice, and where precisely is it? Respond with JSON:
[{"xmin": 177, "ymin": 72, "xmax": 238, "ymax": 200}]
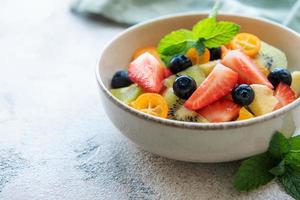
[
  {"xmin": 237, "ymin": 107, "xmax": 254, "ymax": 121},
  {"xmin": 132, "ymin": 46, "xmax": 160, "ymax": 60},
  {"xmin": 131, "ymin": 93, "xmax": 168, "ymax": 118},
  {"xmin": 230, "ymin": 33, "xmax": 261, "ymax": 57},
  {"xmin": 186, "ymin": 48, "xmax": 210, "ymax": 65}
]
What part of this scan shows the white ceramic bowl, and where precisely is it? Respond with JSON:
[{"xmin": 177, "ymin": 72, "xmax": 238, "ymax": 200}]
[{"xmin": 96, "ymin": 13, "xmax": 300, "ymax": 163}]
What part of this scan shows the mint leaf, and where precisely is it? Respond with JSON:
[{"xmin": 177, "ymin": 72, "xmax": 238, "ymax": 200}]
[
  {"xmin": 285, "ymin": 152, "xmax": 300, "ymax": 170},
  {"xmin": 192, "ymin": 19, "xmax": 240, "ymax": 48},
  {"xmin": 202, "ymin": 21, "xmax": 240, "ymax": 48},
  {"xmin": 192, "ymin": 17, "xmax": 217, "ymax": 39},
  {"xmin": 269, "ymin": 160, "xmax": 286, "ymax": 176},
  {"xmin": 268, "ymin": 132, "xmax": 290, "ymax": 159},
  {"xmin": 194, "ymin": 39, "xmax": 205, "ymax": 54},
  {"xmin": 157, "ymin": 1, "xmax": 239, "ymax": 59},
  {"xmin": 289, "ymin": 135, "xmax": 300, "ymax": 150},
  {"xmin": 279, "ymin": 167, "xmax": 300, "ymax": 200},
  {"xmin": 234, "ymin": 153, "xmax": 276, "ymax": 191},
  {"xmin": 233, "ymin": 132, "xmax": 300, "ymax": 199},
  {"xmin": 157, "ymin": 29, "xmax": 197, "ymax": 56},
  {"xmin": 160, "ymin": 54, "xmax": 172, "ymax": 65}
]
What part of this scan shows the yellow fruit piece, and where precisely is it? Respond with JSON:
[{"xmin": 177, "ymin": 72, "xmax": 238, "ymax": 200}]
[
  {"xmin": 198, "ymin": 60, "xmax": 218, "ymax": 76},
  {"xmin": 254, "ymin": 60, "xmax": 270, "ymax": 77},
  {"xmin": 186, "ymin": 48, "xmax": 210, "ymax": 65},
  {"xmin": 237, "ymin": 107, "xmax": 254, "ymax": 121},
  {"xmin": 249, "ymin": 84, "xmax": 279, "ymax": 116},
  {"xmin": 131, "ymin": 93, "xmax": 169, "ymax": 118},
  {"xmin": 291, "ymin": 71, "xmax": 300, "ymax": 96},
  {"xmin": 230, "ymin": 33, "xmax": 261, "ymax": 57}
]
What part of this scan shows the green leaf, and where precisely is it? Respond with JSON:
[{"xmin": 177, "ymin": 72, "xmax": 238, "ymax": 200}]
[
  {"xmin": 160, "ymin": 54, "xmax": 172, "ymax": 66},
  {"xmin": 192, "ymin": 17, "xmax": 217, "ymax": 39},
  {"xmin": 157, "ymin": 29, "xmax": 197, "ymax": 56},
  {"xmin": 158, "ymin": 2, "xmax": 239, "ymax": 58},
  {"xmin": 289, "ymin": 135, "xmax": 300, "ymax": 150},
  {"xmin": 203, "ymin": 21, "xmax": 240, "ymax": 48},
  {"xmin": 279, "ymin": 167, "xmax": 300, "ymax": 200},
  {"xmin": 285, "ymin": 152, "xmax": 300, "ymax": 170},
  {"xmin": 233, "ymin": 153, "xmax": 276, "ymax": 191},
  {"xmin": 268, "ymin": 132, "xmax": 290, "ymax": 160},
  {"xmin": 192, "ymin": 19, "xmax": 239, "ymax": 48},
  {"xmin": 193, "ymin": 39, "xmax": 205, "ymax": 54},
  {"xmin": 269, "ymin": 160, "xmax": 286, "ymax": 176}
]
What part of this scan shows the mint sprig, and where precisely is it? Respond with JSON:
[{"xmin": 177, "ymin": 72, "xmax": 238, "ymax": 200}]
[
  {"xmin": 233, "ymin": 152, "xmax": 276, "ymax": 191},
  {"xmin": 157, "ymin": 29, "xmax": 197, "ymax": 56},
  {"xmin": 268, "ymin": 131, "xmax": 291, "ymax": 160},
  {"xmin": 269, "ymin": 160, "xmax": 286, "ymax": 176},
  {"xmin": 157, "ymin": 1, "xmax": 240, "ymax": 64},
  {"xmin": 234, "ymin": 132, "xmax": 300, "ymax": 200},
  {"xmin": 199, "ymin": 21, "xmax": 240, "ymax": 48},
  {"xmin": 280, "ymin": 167, "xmax": 300, "ymax": 200}
]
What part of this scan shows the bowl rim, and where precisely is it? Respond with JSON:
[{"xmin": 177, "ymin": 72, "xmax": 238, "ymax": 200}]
[{"xmin": 96, "ymin": 12, "xmax": 300, "ymax": 130}]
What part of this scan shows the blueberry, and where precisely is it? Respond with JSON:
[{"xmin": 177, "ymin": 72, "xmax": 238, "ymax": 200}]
[
  {"xmin": 111, "ymin": 70, "xmax": 132, "ymax": 88},
  {"xmin": 208, "ymin": 47, "xmax": 222, "ymax": 61},
  {"xmin": 169, "ymin": 55, "xmax": 192, "ymax": 74},
  {"xmin": 173, "ymin": 76, "xmax": 197, "ymax": 99},
  {"xmin": 232, "ymin": 84, "xmax": 255, "ymax": 106},
  {"xmin": 268, "ymin": 67, "xmax": 292, "ymax": 88}
]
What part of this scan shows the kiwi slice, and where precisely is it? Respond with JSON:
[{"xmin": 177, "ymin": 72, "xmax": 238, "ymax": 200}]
[
  {"xmin": 162, "ymin": 87, "xmax": 181, "ymax": 107},
  {"xmin": 163, "ymin": 75, "xmax": 177, "ymax": 88},
  {"xmin": 174, "ymin": 106, "xmax": 208, "ymax": 122},
  {"xmin": 163, "ymin": 65, "xmax": 206, "ymax": 88},
  {"xmin": 178, "ymin": 65, "xmax": 206, "ymax": 85},
  {"xmin": 111, "ymin": 84, "xmax": 143, "ymax": 104},
  {"xmin": 254, "ymin": 41, "xmax": 287, "ymax": 70},
  {"xmin": 162, "ymin": 87, "xmax": 207, "ymax": 122},
  {"xmin": 198, "ymin": 60, "xmax": 219, "ymax": 76}
]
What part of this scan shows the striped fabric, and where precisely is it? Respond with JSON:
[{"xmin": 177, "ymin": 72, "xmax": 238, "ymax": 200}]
[{"xmin": 72, "ymin": 0, "xmax": 300, "ymax": 32}]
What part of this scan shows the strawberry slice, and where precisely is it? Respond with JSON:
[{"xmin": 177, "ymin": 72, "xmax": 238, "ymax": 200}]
[
  {"xmin": 221, "ymin": 50, "xmax": 273, "ymax": 89},
  {"xmin": 198, "ymin": 99, "xmax": 241, "ymax": 122},
  {"xmin": 128, "ymin": 52, "xmax": 165, "ymax": 93},
  {"xmin": 274, "ymin": 82, "xmax": 297, "ymax": 110},
  {"xmin": 163, "ymin": 68, "xmax": 173, "ymax": 78},
  {"xmin": 184, "ymin": 63, "xmax": 238, "ymax": 110}
]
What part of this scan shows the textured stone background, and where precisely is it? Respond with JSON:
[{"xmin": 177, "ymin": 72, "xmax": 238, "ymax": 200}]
[{"xmin": 0, "ymin": 0, "xmax": 294, "ymax": 199}]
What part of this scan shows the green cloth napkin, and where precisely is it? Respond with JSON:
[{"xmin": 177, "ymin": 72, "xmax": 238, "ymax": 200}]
[{"xmin": 72, "ymin": 0, "xmax": 300, "ymax": 32}]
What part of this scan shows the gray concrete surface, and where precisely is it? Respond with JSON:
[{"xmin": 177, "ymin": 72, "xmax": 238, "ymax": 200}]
[{"xmin": 0, "ymin": 0, "xmax": 294, "ymax": 199}]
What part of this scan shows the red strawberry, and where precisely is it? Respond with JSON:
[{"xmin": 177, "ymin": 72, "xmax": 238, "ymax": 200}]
[
  {"xmin": 274, "ymin": 82, "xmax": 297, "ymax": 110},
  {"xmin": 128, "ymin": 52, "xmax": 165, "ymax": 93},
  {"xmin": 198, "ymin": 99, "xmax": 241, "ymax": 123},
  {"xmin": 184, "ymin": 63, "xmax": 238, "ymax": 110},
  {"xmin": 221, "ymin": 50, "xmax": 273, "ymax": 89},
  {"xmin": 163, "ymin": 68, "xmax": 173, "ymax": 78}
]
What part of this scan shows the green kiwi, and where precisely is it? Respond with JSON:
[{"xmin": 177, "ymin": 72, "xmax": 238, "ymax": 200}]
[
  {"xmin": 198, "ymin": 60, "xmax": 218, "ymax": 76},
  {"xmin": 162, "ymin": 87, "xmax": 181, "ymax": 107},
  {"xmin": 111, "ymin": 84, "xmax": 143, "ymax": 104},
  {"xmin": 254, "ymin": 41, "xmax": 287, "ymax": 70},
  {"xmin": 162, "ymin": 87, "xmax": 207, "ymax": 122},
  {"xmin": 163, "ymin": 75, "xmax": 177, "ymax": 88},
  {"xmin": 174, "ymin": 106, "xmax": 208, "ymax": 122},
  {"xmin": 163, "ymin": 65, "xmax": 206, "ymax": 88},
  {"xmin": 178, "ymin": 65, "xmax": 206, "ymax": 86}
]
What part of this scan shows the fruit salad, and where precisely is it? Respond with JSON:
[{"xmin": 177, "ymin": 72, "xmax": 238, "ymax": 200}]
[{"xmin": 109, "ymin": 10, "xmax": 300, "ymax": 123}]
